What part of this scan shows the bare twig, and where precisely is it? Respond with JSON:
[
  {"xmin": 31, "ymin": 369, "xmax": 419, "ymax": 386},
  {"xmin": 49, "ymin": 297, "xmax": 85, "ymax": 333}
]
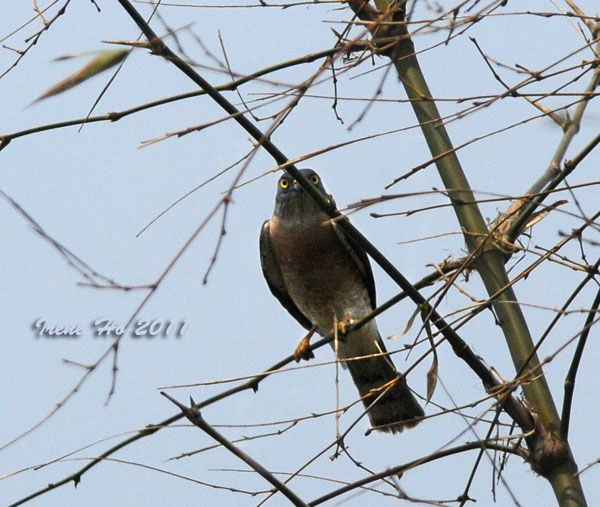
[
  {"xmin": 162, "ymin": 392, "xmax": 309, "ymax": 506},
  {"xmin": 1, "ymin": 0, "xmax": 72, "ymax": 79},
  {"xmin": 561, "ymin": 285, "xmax": 600, "ymax": 439},
  {"xmin": 309, "ymin": 440, "xmax": 525, "ymax": 506}
]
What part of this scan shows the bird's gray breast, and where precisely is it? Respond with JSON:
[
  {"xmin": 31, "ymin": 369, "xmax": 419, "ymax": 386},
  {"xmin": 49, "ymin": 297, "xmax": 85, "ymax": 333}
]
[{"xmin": 269, "ymin": 213, "xmax": 372, "ymax": 333}]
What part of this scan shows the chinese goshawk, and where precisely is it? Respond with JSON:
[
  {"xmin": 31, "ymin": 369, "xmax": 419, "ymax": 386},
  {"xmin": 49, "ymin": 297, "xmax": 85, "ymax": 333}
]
[{"xmin": 260, "ymin": 169, "xmax": 423, "ymax": 433}]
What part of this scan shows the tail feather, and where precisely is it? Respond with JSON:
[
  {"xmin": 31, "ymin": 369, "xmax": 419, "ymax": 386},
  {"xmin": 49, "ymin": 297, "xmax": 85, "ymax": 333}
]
[
  {"xmin": 346, "ymin": 351, "xmax": 423, "ymax": 433},
  {"xmin": 333, "ymin": 322, "xmax": 423, "ymax": 433}
]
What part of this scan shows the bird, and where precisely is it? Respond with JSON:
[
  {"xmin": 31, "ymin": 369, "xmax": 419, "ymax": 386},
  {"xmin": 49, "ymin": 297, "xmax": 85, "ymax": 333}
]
[{"xmin": 260, "ymin": 168, "xmax": 423, "ymax": 433}]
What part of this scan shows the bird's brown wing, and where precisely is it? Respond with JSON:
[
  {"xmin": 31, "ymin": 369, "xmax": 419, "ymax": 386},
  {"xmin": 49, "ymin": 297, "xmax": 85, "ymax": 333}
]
[
  {"xmin": 259, "ymin": 220, "xmax": 313, "ymax": 330},
  {"xmin": 331, "ymin": 220, "xmax": 376, "ymax": 310}
]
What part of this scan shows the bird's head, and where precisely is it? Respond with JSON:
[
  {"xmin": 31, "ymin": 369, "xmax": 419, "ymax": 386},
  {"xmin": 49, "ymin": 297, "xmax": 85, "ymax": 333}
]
[{"xmin": 273, "ymin": 168, "xmax": 329, "ymax": 221}]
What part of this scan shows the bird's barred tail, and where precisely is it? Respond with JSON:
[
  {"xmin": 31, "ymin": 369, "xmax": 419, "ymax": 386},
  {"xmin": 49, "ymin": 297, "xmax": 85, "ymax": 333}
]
[{"xmin": 346, "ymin": 353, "xmax": 423, "ymax": 433}]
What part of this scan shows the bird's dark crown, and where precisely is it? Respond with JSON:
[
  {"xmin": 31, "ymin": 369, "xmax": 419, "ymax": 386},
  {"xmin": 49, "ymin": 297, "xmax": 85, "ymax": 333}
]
[{"xmin": 273, "ymin": 168, "xmax": 329, "ymax": 220}]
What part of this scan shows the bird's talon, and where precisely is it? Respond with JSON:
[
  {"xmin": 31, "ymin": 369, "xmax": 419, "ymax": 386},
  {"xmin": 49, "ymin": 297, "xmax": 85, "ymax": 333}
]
[
  {"xmin": 293, "ymin": 325, "xmax": 317, "ymax": 362},
  {"xmin": 293, "ymin": 336, "xmax": 314, "ymax": 362},
  {"xmin": 337, "ymin": 318, "xmax": 354, "ymax": 341}
]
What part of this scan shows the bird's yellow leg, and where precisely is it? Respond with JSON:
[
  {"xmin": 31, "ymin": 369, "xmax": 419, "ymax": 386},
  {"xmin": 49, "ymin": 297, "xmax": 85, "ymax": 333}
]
[
  {"xmin": 294, "ymin": 324, "xmax": 317, "ymax": 362},
  {"xmin": 336, "ymin": 315, "xmax": 355, "ymax": 341}
]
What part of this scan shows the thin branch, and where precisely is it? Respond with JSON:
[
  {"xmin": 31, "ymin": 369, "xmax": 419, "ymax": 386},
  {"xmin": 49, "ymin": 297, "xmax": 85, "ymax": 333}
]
[
  {"xmin": 503, "ymin": 41, "xmax": 600, "ymax": 243},
  {"xmin": 459, "ymin": 401, "xmax": 522, "ymax": 507},
  {"xmin": 561, "ymin": 285, "xmax": 600, "ymax": 439},
  {"xmin": 0, "ymin": 0, "xmax": 72, "ymax": 80},
  {"xmin": 162, "ymin": 393, "xmax": 308, "ymax": 507},
  {"xmin": 309, "ymin": 440, "xmax": 525, "ymax": 506},
  {"xmin": 0, "ymin": 188, "xmax": 118, "ymax": 288},
  {"xmin": 7, "ymin": 342, "xmax": 306, "ymax": 506},
  {"xmin": 510, "ymin": 211, "xmax": 600, "ymax": 387},
  {"xmin": 0, "ymin": 43, "xmax": 368, "ymax": 150},
  {"xmin": 5, "ymin": 261, "xmax": 470, "ymax": 506},
  {"xmin": 347, "ymin": 3, "xmax": 586, "ymax": 502},
  {"xmin": 117, "ymin": 0, "xmax": 537, "ymax": 440},
  {"xmin": 469, "ymin": 35, "xmax": 563, "ymax": 125}
]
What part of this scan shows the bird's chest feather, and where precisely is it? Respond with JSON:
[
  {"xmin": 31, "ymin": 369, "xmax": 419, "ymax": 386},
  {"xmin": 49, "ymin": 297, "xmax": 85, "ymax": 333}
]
[{"xmin": 269, "ymin": 215, "xmax": 371, "ymax": 329}]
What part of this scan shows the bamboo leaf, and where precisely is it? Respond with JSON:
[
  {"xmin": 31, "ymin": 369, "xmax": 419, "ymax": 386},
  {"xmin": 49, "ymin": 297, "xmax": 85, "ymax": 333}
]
[
  {"xmin": 34, "ymin": 50, "xmax": 128, "ymax": 102},
  {"xmin": 389, "ymin": 305, "xmax": 420, "ymax": 339},
  {"xmin": 426, "ymin": 352, "xmax": 438, "ymax": 405},
  {"xmin": 523, "ymin": 199, "xmax": 568, "ymax": 229},
  {"xmin": 421, "ymin": 303, "xmax": 438, "ymax": 404}
]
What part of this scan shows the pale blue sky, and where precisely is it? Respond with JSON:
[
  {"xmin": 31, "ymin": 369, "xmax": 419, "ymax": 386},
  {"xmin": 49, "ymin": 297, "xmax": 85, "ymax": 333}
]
[{"xmin": 2, "ymin": 1, "xmax": 600, "ymax": 506}]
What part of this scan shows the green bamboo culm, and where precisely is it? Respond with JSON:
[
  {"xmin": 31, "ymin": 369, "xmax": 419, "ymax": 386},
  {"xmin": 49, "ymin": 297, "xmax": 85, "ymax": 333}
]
[{"xmin": 371, "ymin": 0, "xmax": 586, "ymax": 504}]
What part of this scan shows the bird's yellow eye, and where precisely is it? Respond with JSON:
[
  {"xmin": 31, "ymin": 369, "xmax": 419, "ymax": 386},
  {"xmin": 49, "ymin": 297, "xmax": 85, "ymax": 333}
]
[
  {"xmin": 279, "ymin": 178, "xmax": 289, "ymax": 189},
  {"xmin": 310, "ymin": 174, "xmax": 319, "ymax": 185}
]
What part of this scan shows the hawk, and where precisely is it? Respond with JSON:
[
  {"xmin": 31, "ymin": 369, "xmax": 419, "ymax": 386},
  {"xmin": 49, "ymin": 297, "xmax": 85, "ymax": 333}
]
[{"xmin": 260, "ymin": 169, "xmax": 423, "ymax": 433}]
